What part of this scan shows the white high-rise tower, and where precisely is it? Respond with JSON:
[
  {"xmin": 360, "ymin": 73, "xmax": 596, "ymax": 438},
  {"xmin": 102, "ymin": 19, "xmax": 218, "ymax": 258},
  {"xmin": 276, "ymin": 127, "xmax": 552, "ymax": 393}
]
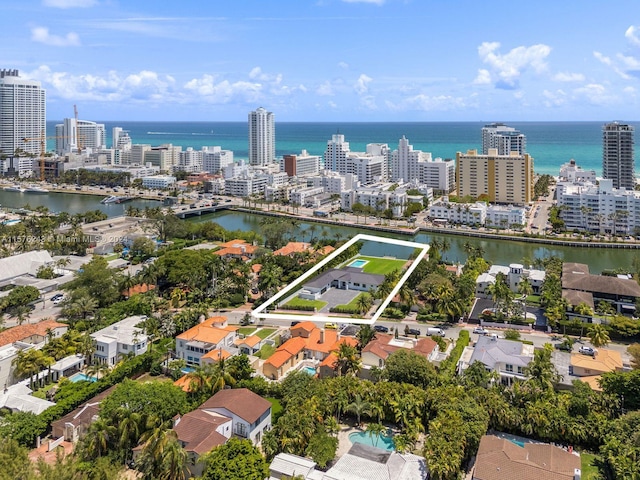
[
  {"xmin": 0, "ymin": 69, "xmax": 46, "ymax": 157},
  {"xmin": 481, "ymin": 123, "xmax": 526, "ymax": 155},
  {"xmin": 603, "ymin": 122, "xmax": 635, "ymax": 190},
  {"xmin": 248, "ymin": 107, "xmax": 275, "ymax": 166}
]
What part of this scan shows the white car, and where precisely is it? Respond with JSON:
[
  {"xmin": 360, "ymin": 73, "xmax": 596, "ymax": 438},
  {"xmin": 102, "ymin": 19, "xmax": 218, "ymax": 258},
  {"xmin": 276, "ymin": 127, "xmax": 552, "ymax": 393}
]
[
  {"xmin": 473, "ymin": 327, "xmax": 488, "ymax": 335},
  {"xmin": 578, "ymin": 346, "xmax": 597, "ymax": 356}
]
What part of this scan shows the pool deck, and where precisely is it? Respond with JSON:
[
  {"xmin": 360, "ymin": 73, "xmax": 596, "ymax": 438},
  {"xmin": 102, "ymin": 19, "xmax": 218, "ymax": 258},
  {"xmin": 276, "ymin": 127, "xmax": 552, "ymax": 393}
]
[{"xmin": 337, "ymin": 424, "xmax": 364, "ymax": 456}]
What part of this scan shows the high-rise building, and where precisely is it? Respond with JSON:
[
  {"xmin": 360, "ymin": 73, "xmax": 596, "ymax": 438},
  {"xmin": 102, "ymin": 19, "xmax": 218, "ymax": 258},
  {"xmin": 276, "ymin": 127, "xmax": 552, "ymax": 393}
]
[
  {"xmin": 324, "ymin": 133, "xmax": 350, "ymax": 173},
  {"xmin": 248, "ymin": 107, "xmax": 275, "ymax": 166},
  {"xmin": 602, "ymin": 122, "xmax": 635, "ymax": 190},
  {"xmin": 456, "ymin": 149, "xmax": 534, "ymax": 205},
  {"xmin": 55, "ymin": 118, "xmax": 106, "ymax": 155},
  {"xmin": 481, "ymin": 123, "xmax": 526, "ymax": 155},
  {"xmin": 390, "ymin": 136, "xmax": 455, "ymax": 193},
  {"xmin": 0, "ymin": 69, "xmax": 46, "ymax": 157}
]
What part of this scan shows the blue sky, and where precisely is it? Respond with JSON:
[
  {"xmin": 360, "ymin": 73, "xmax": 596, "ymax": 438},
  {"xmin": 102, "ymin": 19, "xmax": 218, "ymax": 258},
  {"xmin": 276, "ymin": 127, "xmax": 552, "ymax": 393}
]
[{"xmin": 2, "ymin": 0, "xmax": 640, "ymax": 122}]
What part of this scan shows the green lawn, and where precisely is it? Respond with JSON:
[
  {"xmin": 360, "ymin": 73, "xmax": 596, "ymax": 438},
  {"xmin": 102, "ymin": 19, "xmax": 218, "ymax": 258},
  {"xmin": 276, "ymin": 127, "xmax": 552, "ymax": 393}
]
[
  {"xmin": 267, "ymin": 397, "xmax": 283, "ymax": 421},
  {"xmin": 238, "ymin": 327, "xmax": 257, "ymax": 336},
  {"xmin": 255, "ymin": 343, "xmax": 276, "ymax": 359},
  {"xmin": 283, "ymin": 297, "xmax": 327, "ymax": 311},
  {"xmin": 581, "ymin": 452, "xmax": 601, "ymax": 480},
  {"xmin": 348, "ymin": 255, "xmax": 407, "ymax": 275},
  {"xmin": 256, "ymin": 328, "xmax": 276, "ymax": 340}
]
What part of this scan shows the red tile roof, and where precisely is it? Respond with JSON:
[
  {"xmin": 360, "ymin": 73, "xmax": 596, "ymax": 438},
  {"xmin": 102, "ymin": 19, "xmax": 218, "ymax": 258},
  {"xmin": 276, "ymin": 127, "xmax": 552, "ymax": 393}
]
[
  {"xmin": 273, "ymin": 242, "xmax": 311, "ymax": 256},
  {"xmin": 291, "ymin": 321, "xmax": 317, "ymax": 334},
  {"xmin": 173, "ymin": 410, "xmax": 229, "ymax": 454},
  {"xmin": 0, "ymin": 319, "xmax": 67, "ymax": 347}
]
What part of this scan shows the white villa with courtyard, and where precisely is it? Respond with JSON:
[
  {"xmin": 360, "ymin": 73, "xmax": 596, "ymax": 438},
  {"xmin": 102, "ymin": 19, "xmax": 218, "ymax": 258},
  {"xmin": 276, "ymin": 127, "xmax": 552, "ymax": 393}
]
[{"xmin": 299, "ymin": 267, "xmax": 386, "ymax": 301}]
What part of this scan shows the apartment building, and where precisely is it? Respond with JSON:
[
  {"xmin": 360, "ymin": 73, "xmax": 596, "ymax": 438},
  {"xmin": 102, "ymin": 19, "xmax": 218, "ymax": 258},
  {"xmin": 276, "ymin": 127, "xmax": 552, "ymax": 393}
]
[{"xmin": 281, "ymin": 150, "xmax": 320, "ymax": 177}]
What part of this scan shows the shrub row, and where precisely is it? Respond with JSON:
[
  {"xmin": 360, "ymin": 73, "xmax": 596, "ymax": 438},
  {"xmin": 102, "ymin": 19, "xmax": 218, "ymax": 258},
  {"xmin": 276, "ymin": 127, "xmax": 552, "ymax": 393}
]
[
  {"xmin": 329, "ymin": 305, "xmax": 360, "ymax": 314},
  {"xmin": 438, "ymin": 330, "xmax": 470, "ymax": 377},
  {"xmin": 279, "ymin": 304, "xmax": 316, "ymax": 312}
]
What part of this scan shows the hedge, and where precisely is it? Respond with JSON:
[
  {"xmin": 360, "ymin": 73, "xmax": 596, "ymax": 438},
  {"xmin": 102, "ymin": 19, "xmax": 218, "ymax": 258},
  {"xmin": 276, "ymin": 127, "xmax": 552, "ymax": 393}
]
[
  {"xmin": 438, "ymin": 330, "xmax": 470, "ymax": 377},
  {"xmin": 330, "ymin": 305, "xmax": 360, "ymax": 314}
]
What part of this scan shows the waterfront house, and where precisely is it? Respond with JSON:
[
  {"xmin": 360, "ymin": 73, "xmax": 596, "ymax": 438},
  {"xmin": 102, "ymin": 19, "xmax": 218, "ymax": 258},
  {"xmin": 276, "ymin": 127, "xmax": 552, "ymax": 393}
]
[
  {"xmin": 299, "ymin": 267, "xmax": 385, "ymax": 300},
  {"xmin": 51, "ymin": 385, "xmax": 117, "ymax": 442},
  {"xmin": 213, "ymin": 239, "xmax": 259, "ymax": 261},
  {"xmin": 262, "ymin": 337, "xmax": 306, "ymax": 380},
  {"xmin": 361, "ymin": 333, "xmax": 439, "ymax": 375}
]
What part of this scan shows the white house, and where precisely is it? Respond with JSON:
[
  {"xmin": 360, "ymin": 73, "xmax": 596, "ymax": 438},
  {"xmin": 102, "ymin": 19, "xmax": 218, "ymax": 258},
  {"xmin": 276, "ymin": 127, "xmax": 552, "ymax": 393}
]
[
  {"xmin": 299, "ymin": 268, "xmax": 385, "ymax": 300},
  {"xmin": 91, "ymin": 315, "xmax": 148, "ymax": 366},
  {"xmin": 476, "ymin": 264, "xmax": 545, "ymax": 298},
  {"xmin": 199, "ymin": 388, "xmax": 272, "ymax": 446}
]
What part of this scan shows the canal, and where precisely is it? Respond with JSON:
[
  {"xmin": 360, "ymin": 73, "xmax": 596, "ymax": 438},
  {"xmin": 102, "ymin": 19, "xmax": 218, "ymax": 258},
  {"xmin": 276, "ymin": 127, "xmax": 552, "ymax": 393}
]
[{"xmin": 0, "ymin": 189, "xmax": 635, "ymax": 274}]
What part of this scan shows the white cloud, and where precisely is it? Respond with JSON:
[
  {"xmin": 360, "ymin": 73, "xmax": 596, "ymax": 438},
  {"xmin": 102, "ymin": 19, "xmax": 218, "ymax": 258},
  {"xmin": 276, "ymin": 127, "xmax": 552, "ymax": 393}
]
[
  {"xmin": 354, "ymin": 74, "xmax": 372, "ymax": 94},
  {"xmin": 316, "ymin": 81, "xmax": 335, "ymax": 96},
  {"xmin": 43, "ymin": 0, "xmax": 97, "ymax": 8},
  {"xmin": 31, "ymin": 27, "xmax": 80, "ymax": 47},
  {"xmin": 338, "ymin": 61, "xmax": 349, "ymax": 70},
  {"xmin": 473, "ymin": 69, "xmax": 492, "ymax": 85},
  {"xmin": 387, "ymin": 94, "xmax": 466, "ymax": 112},
  {"xmin": 573, "ymin": 83, "xmax": 614, "ymax": 106},
  {"xmin": 542, "ymin": 89, "xmax": 567, "ymax": 107},
  {"xmin": 617, "ymin": 53, "xmax": 640, "ymax": 70},
  {"xmin": 594, "ymin": 51, "xmax": 632, "ymax": 79},
  {"xmin": 360, "ymin": 95, "xmax": 377, "ymax": 110},
  {"xmin": 476, "ymin": 41, "xmax": 551, "ymax": 89},
  {"xmin": 184, "ymin": 74, "xmax": 262, "ymax": 103},
  {"xmin": 553, "ymin": 72, "xmax": 585, "ymax": 82},
  {"xmin": 625, "ymin": 25, "xmax": 640, "ymax": 47}
]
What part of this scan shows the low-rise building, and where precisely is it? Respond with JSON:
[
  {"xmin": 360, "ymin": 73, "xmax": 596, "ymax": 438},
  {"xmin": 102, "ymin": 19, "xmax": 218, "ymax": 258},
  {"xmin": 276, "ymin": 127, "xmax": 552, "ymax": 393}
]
[
  {"xmin": 91, "ymin": 316, "xmax": 148, "ymax": 366},
  {"xmin": 141, "ymin": 174, "xmax": 176, "ymax": 189},
  {"xmin": 213, "ymin": 239, "xmax": 259, "ymax": 261},
  {"xmin": 361, "ymin": 334, "xmax": 439, "ymax": 372},
  {"xmin": 175, "ymin": 316, "xmax": 238, "ymax": 367},
  {"xmin": 458, "ymin": 335, "xmax": 534, "ymax": 385},
  {"xmin": 476, "ymin": 264, "xmax": 545, "ymax": 298},
  {"xmin": 262, "ymin": 336, "xmax": 306, "ymax": 380},
  {"xmin": 570, "ymin": 349, "xmax": 623, "ymax": 390},
  {"xmin": 473, "ymin": 434, "xmax": 580, "ymax": 480}
]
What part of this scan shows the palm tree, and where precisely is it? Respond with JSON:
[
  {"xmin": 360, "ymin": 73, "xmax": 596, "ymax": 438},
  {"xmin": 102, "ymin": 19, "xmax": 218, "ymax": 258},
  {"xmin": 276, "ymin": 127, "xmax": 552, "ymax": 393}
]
[
  {"xmin": 334, "ymin": 343, "xmax": 361, "ymax": 376},
  {"xmin": 356, "ymin": 324, "xmax": 376, "ymax": 351},
  {"xmin": 355, "ymin": 293, "xmax": 373, "ymax": 317},
  {"xmin": 82, "ymin": 418, "xmax": 116, "ymax": 460},
  {"xmin": 71, "ymin": 295, "xmax": 99, "ymax": 321},
  {"xmin": 346, "ymin": 394, "xmax": 371, "ymax": 426},
  {"xmin": 11, "ymin": 305, "xmax": 31, "ymax": 326},
  {"xmin": 159, "ymin": 431, "xmax": 188, "ymax": 480},
  {"xmin": 588, "ymin": 323, "xmax": 611, "ymax": 348}
]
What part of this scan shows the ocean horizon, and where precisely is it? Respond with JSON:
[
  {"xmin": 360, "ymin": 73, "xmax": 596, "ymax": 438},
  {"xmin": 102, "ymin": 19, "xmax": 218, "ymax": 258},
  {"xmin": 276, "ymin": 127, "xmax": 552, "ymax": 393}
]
[{"xmin": 46, "ymin": 120, "xmax": 640, "ymax": 177}]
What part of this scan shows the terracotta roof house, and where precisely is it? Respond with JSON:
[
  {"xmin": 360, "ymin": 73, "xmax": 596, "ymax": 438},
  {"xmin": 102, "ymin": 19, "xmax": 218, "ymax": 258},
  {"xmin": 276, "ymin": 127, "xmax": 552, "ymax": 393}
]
[
  {"xmin": 51, "ymin": 385, "xmax": 117, "ymax": 442},
  {"xmin": 317, "ymin": 337, "xmax": 360, "ymax": 379},
  {"xmin": 563, "ymin": 262, "xmax": 640, "ymax": 315},
  {"xmin": 122, "ymin": 283, "xmax": 155, "ymax": 298},
  {"xmin": 175, "ymin": 316, "xmax": 238, "ymax": 367},
  {"xmin": 213, "ymin": 240, "xmax": 258, "ymax": 261},
  {"xmin": 0, "ymin": 319, "xmax": 67, "ymax": 348},
  {"xmin": 273, "ymin": 241, "xmax": 311, "ymax": 257},
  {"xmin": 200, "ymin": 388, "xmax": 272, "ymax": 446},
  {"xmin": 473, "ymin": 435, "xmax": 581, "ymax": 480},
  {"xmin": 570, "ymin": 349, "xmax": 623, "ymax": 390},
  {"xmin": 234, "ymin": 335, "xmax": 263, "ymax": 355},
  {"xmin": 314, "ymin": 245, "xmax": 336, "ymax": 257},
  {"xmin": 201, "ymin": 348, "xmax": 232, "ymax": 365},
  {"xmin": 361, "ymin": 334, "xmax": 439, "ymax": 371},
  {"xmin": 262, "ymin": 336, "xmax": 306, "ymax": 380}
]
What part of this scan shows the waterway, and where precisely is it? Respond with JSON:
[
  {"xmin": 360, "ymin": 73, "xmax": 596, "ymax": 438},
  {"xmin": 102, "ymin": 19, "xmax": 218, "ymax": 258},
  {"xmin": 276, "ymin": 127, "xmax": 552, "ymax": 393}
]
[
  {"xmin": 0, "ymin": 188, "xmax": 635, "ymax": 273},
  {"xmin": 191, "ymin": 210, "xmax": 636, "ymax": 274},
  {"xmin": 0, "ymin": 189, "xmax": 161, "ymax": 216}
]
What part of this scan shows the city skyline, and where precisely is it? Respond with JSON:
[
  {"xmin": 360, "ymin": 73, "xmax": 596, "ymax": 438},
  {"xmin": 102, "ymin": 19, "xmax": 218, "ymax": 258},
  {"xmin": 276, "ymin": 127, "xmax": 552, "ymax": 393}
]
[{"xmin": 2, "ymin": 0, "xmax": 640, "ymax": 122}]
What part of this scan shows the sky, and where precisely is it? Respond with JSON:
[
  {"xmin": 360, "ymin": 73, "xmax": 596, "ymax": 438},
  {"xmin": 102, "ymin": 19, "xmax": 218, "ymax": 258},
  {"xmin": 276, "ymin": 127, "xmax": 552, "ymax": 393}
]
[{"xmin": 2, "ymin": 0, "xmax": 640, "ymax": 122}]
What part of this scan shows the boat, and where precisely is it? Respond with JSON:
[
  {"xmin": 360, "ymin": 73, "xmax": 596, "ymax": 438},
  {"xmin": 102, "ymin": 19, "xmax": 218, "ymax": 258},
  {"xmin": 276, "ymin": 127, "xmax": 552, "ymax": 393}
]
[
  {"xmin": 3, "ymin": 185, "xmax": 24, "ymax": 192},
  {"xmin": 101, "ymin": 195, "xmax": 134, "ymax": 204},
  {"xmin": 23, "ymin": 185, "xmax": 49, "ymax": 194}
]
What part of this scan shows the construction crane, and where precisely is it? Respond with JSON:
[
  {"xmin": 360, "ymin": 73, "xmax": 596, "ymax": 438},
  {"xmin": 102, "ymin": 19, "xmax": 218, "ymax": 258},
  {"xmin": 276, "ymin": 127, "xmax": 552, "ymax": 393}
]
[{"xmin": 22, "ymin": 131, "xmax": 81, "ymax": 180}]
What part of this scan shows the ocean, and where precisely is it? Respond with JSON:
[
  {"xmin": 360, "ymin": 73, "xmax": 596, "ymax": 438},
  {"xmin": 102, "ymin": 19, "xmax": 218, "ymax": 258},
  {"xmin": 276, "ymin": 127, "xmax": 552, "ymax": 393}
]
[{"xmin": 46, "ymin": 120, "xmax": 640, "ymax": 177}]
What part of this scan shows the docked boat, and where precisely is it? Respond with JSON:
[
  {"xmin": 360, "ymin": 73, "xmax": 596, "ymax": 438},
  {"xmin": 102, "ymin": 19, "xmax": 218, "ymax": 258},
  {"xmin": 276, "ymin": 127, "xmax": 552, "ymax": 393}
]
[
  {"xmin": 101, "ymin": 195, "xmax": 134, "ymax": 204},
  {"xmin": 23, "ymin": 185, "xmax": 49, "ymax": 194},
  {"xmin": 4, "ymin": 185, "xmax": 24, "ymax": 192}
]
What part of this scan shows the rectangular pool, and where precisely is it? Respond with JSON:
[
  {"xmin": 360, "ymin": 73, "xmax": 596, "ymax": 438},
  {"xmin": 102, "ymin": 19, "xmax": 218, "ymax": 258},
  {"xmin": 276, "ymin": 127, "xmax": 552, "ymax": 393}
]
[
  {"xmin": 349, "ymin": 259, "xmax": 368, "ymax": 269},
  {"xmin": 69, "ymin": 372, "xmax": 97, "ymax": 383}
]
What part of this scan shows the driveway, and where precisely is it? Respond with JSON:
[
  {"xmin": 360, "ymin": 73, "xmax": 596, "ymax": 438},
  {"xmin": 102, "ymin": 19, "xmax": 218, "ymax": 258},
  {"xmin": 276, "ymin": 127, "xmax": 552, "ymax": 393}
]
[{"xmin": 318, "ymin": 288, "xmax": 361, "ymax": 313}]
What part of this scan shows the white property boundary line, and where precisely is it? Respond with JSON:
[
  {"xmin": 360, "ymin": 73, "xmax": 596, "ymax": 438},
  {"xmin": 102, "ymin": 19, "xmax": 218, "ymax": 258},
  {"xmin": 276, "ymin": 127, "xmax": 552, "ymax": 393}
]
[{"xmin": 252, "ymin": 233, "xmax": 430, "ymax": 325}]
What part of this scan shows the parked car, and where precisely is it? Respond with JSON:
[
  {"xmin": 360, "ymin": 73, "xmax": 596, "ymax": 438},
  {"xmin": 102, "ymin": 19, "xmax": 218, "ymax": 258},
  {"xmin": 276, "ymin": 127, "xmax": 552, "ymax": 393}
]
[
  {"xmin": 324, "ymin": 323, "xmax": 338, "ymax": 330},
  {"xmin": 406, "ymin": 328, "xmax": 421, "ymax": 336},
  {"xmin": 555, "ymin": 342, "xmax": 573, "ymax": 352},
  {"xmin": 373, "ymin": 325, "xmax": 389, "ymax": 333},
  {"xmin": 426, "ymin": 327, "xmax": 445, "ymax": 337},
  {"xmin": 52, "ymin": 294, "xmax": 65, "ymax": 305},
  {"xmin": 291, "ymin": 321, "xmax": 301, "ymax": 327},
  {"xmin": 473, "ymin": 327, "xmax": 488, "ymax": 335},
  {"xmin": 578, "ymin": 346, "xmax": 597, "ymax": 356}
]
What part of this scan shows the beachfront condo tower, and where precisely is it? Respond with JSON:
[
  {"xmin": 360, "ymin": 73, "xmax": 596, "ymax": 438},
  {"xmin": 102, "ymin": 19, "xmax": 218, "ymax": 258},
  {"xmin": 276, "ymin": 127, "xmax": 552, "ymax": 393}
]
[
  {"xmin": 0, "ymin": 69, "xmax": 46, "ymax": 157},
  {"xmin": 248, "ymin": 107, "xmax": 275, "ymax": 166},
  {"xmin": 602, "ymin": 122, "xmax": 635, "ymax": 190},
  {"xmin": 481, "ymin": 123, "xmax": 526, "ymax": 155},
  {"xmin": 456, "ymin": 149, "xmax": 534, "ymax": 205}
]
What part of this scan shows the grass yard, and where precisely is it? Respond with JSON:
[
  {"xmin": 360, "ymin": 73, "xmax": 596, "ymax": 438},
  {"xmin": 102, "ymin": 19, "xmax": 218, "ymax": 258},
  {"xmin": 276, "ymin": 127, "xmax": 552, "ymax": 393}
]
[
  {"xmin": 256, "ymin": 328, "xmax": 276, "ymax": 340},
  {"xmin": 348, "ymin": 255, "xmax": 407, "ymax": 275},
  {"xmin": 580, "ymin": 452, "xmax": 601, "ymax": 480},
  {"xmin": 283, "ymin": 297, "xmax": 327, "ymax": 311},
  {"xmin": 267, "ymin": 397, "xmax": 283, "ymax": 421},
  {"xmin": 238, "ymin": 327, "xmax": 257, "ymax": 336},
  {"xmin": 255, "ymin": 343, "xmax": 276, "ymax": 359}
]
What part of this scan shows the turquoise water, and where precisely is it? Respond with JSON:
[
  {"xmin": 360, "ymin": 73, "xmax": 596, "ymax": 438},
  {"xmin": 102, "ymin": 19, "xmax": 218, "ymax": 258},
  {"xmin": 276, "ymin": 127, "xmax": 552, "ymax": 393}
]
[
  {"xmin": 302, "ymin": 366, "xmax": 317, "ymax": 375},
  {"xmin": 349, "ymin": 431, "xmax": 395, "ymax": 451},
  {"xmin": 349, "ymin": 259, "xmax": 368, "ymax": 268},
  {"xmin": 510, "ymin": 439, "xmax": 526, "ymax": 447},
  {"xmin": 69, "ymin": 372, "xmax": 97, "ymax": 383},
  {"xmin": 46, "ymin": 121, "xmax": 640, "ymax": 176}
]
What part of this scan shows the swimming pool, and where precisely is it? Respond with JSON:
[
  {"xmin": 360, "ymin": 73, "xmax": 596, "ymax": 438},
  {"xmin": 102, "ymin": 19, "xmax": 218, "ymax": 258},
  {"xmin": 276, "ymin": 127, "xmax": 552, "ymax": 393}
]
[
  {"xmin": 69, "ymin": 372, "xmax": 97, "ymax": 383},
  {"xmin": 349, "ymin": 431, "xmax": 395, "ymax": 451},
  {"xmin": 349, "ymin": 259, "xmax": 368, "ymax": 269},
  {"xmin": 301, "ymin": 366, "xmax": 317, "ymax": 375}
]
